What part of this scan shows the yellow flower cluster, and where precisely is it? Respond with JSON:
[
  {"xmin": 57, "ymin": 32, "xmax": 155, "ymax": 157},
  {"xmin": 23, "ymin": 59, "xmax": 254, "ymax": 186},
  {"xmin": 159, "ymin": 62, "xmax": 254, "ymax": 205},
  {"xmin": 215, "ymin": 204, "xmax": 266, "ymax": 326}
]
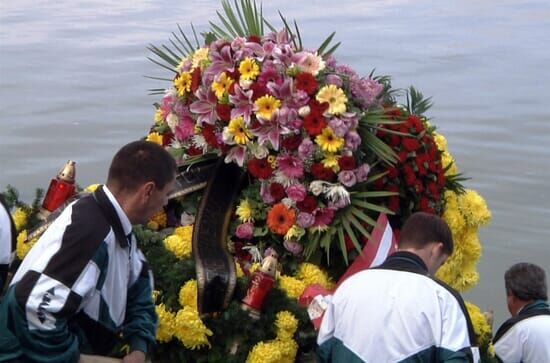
[
  {"xmin": 156, "ymin": 304, "xmax": 176, "ymax": 343},
  {"xmin": 163, "ymin": 225, "xmax": 193, "ymax": 259},
  {"xmin": 147, "ymin": 209, "xmax": 168, "ymax": 231},
  {"xmin": 146, "ymin": 132, "xmax": 164, "ymax": 145},
  {"xmin": 295, "ymin": 263, "xmax": 335, "ymax": 290},
  {"xmin": 278, "ymin": 276, "xmax": 307, "ymax": 299},
  {"xmin": 434, "ymin": 133, "xmax": 458, "ymax": 176},
  {"xmin": 236, "ymin": 199, "xmax": 255, "ymax": 223},
  {"xmin": 16, "ymin": 230, "xmax": 38, "ymax": 259},
  {"xmin": 12, "ymin": 208, "xmax": 28, "ymax": 232},
  {"xmin": 191, "ymin": 47, "xmax": 210, "ymax": 70},
  {"xmin": 178, "ymin": 279, "xmax": 198, "ymax": 310},
  {"xmin": 246, "ymin": 311, "xmax": 299, "ymax": 363},
  {"xmin": 434, "ymin": 135, "xmax": 491, "ymax": 292},
  {"xmin": 465, "ymin": 301, "xmax": 492, "ymax": 346},
  {"xmin": 174, "ymin": 306, "xmax": 213, "ymax": 349}
]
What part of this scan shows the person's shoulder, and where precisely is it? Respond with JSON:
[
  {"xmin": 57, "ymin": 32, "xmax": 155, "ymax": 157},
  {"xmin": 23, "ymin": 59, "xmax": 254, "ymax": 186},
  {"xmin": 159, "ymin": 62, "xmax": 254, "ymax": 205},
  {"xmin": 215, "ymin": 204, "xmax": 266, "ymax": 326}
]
[{"xmin": 61, "ymin": 194, "xmax": 111, "ymax": 243}]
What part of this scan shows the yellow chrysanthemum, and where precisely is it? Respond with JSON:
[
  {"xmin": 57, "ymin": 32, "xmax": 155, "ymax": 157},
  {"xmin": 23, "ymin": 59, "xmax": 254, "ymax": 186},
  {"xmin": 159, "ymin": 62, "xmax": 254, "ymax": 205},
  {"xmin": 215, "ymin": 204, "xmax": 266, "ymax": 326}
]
[
  {"xmin": 84, "ymin": 184, "xmax": 101, "ymax": 193},
  {"xmin": 227, "ymin": 116, "xmax": 253, "ymax": 144},
  {"xmin": 154, "ymin": 108, "xmax": 166, "ymax": 124},
  {"xmin": 16, "ymin": 230, "xmax": 38, "ymax": 260},
  {"xmin": 246, "ymin": 339, "xmax": 299, "ymax": 363},
  {"xmin": 147, "ymin": 209, "xmax": 167, "ymax": 231},
  {"xmin": 316, "ymin": 127, "xmax": 345, "ymax": 153},
  {"xmin": 433, "ymin": 133, "xmax": 448, "ymax": 152},
  {"xmin": 296, "ymin": 263, "xmax": 335, "ymax": 290},
  {"xmin": 316, "ymin": 84, "xmax": 347, "ymax": 115},
  {"xmin": 278, "ymin": 275, "xmax": 306, "ymax": 299},
  {"xmin": 465, "ymin": 301, "xmax": 492, "ymax": 346},
  {"xmin": 255, "ymin": 95, "xmax": 281, "ymax": 120},
  {"xmin": 211, "ymin": 72, "xmax": 234, "ymax": 99},
  {"xmin": 178, "ymin": 279, "xmax": 198, "ymax": 310},
  {"xmin": 12, "ymin": 208, "xmax": 28, "ymax": 232},
  {"xmin": 174, "ymin": 71, "xmax": 193, "ymax": 96},
  {"xmin": 192, "ymin": 47, "xmax": 210, "ymax": 69},
  {"xmin": 275, "ymin": 311, "xmax": 299, "ymax": 340},
  {"xmin": 174, "ymin": 306, "xmax": 213, "ymax": 349},
  {"xmin": 146, "ymin": 132, "xmax": 164, "ymax": 145},
  {"xmin": 249, "ymin": 262, "xmax": 261, "ymax": 273},
  {"xmin": 163, "ymin": 234, "xmax": 192, "ymax": 259},
  {"xmin": 239, "ymin": 57, "xmax": 260, "ymax": 80},
  {"xmin": 155, "ymin": 304, "xmax": 176, "ymax": 343},
  {"xmin": 458, "ymin": 190, "xmax": 492, "ymax": 227},
  {"xmin": 236, "ymin": 199, "xmax": 254, "ymax": 223},
  {"xmin": 236, "ymin": 262, "xmax": 245, "ymax": 278},
  {"xmin": 321, "ymin": 153, "xmax": 340, "ymax": 171}
]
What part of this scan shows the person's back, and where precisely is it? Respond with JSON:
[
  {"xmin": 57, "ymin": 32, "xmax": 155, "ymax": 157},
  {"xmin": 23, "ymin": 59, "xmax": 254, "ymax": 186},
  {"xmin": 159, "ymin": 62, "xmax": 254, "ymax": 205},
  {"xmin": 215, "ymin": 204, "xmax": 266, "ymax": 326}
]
[
  {"xmin": 0, "ymin": 194, "xmax": 15, "ymax": 291},
  {"xmin": 493, "ymin": 263, "xmax": 550, "ymax": 363},
  {"xmin": 317, "ymin": 212, "xmax": 478, "ymax": 363}
]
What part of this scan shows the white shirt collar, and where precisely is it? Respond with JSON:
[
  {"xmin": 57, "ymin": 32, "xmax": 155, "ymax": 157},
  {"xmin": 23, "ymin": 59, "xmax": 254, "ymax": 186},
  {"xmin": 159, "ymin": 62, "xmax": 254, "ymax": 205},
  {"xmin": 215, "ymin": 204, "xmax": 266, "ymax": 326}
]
[{"xmin": 102, "ymin": 185, "xmax": 133, "ymax": 236}]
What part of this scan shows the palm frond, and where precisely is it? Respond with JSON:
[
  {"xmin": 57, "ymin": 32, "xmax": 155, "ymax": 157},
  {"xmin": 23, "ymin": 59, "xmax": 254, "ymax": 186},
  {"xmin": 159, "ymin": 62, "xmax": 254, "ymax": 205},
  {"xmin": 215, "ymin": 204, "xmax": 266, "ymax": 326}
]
[{"xmin": 406, "ymin": 86, "xmax": 433, "ymax": 115}]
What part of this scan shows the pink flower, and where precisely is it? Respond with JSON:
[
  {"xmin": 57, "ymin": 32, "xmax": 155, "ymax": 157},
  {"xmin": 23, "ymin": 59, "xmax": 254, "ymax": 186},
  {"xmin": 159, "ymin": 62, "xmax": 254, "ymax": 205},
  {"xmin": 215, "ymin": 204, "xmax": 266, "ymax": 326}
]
[
  {"xmin": 175, "ymin": 116, "xmax": 195, "ymax": 141},
  {"xmin": 338, "ymin": 170, "xmax": 357, "ymax": 187},
  {"xmin": 260, "ymin": 182, "xmax": 276, "ymax": 204},
  {"xmin": 355, "ymin": 163, "xmax": 371, "ymax": 183},
  {"xmin": 286, "ymin": 184, "xmax": 307, "ymax": 202},
  {"xmin": 297, "ymin": 212, "xmax": 315, "ymax": 228},
  {"xmin": 313, "ymin": 208, "xmax": 335, "ymax": 227},
  {"xmin": 277, "ymin": 154, "xmax": 304, "ymax": 178},
  {"xmin": 236, "ymin": 222, "xmax": 254, "ymax": 240},
  {"xmin": 326, "ymin": 74, "xmax": 343, "ymax": 87},
  {"xmin": 345, "ymin": 131, "xmax": 362, "ymax": 150},
  {"xmin": 283, "ymin": 240, "xmax": 304, "ymax": 255},
  {"xmin": 298, "ymin": 138, "xmax": 315, "ymax": 159}
]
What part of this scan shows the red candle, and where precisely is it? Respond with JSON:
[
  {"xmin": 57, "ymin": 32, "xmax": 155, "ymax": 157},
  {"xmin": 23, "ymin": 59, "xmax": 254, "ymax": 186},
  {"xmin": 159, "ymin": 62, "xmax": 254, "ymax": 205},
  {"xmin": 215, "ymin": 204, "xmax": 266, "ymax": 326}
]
[
  {"xmin": 41, "ymin": 160, "xmax": 76, "ymax": 214},
  {"xmin": 241, "ymin": 252, "xmax": 278, "ymax": 319}
]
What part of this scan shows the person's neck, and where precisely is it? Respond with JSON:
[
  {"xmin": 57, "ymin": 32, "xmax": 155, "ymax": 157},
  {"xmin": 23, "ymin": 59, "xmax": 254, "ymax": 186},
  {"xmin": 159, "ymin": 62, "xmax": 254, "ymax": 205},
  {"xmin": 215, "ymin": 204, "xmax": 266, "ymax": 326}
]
[
  {"xmin": 105, "ymin": 184, "xmax": 138, "ymax": 225},
  {"xmin": 513, "ymin": 299, "xmax": 534, "ymax": 316}
]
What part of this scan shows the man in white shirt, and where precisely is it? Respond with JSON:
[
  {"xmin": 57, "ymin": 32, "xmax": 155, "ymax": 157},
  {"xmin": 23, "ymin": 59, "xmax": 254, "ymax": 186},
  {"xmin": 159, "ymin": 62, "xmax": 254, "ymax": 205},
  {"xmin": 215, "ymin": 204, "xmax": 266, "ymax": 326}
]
[{"xmin": 493, "ymin": 262, "xmax": 550, "ymax": 363}]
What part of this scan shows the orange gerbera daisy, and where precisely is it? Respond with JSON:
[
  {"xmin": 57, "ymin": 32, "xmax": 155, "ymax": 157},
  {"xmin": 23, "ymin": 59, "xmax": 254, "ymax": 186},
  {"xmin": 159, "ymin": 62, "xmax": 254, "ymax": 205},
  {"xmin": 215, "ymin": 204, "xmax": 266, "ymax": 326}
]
[{"xmin": 267, "ymin": 203, "xmax": 296, "ymax": 235}]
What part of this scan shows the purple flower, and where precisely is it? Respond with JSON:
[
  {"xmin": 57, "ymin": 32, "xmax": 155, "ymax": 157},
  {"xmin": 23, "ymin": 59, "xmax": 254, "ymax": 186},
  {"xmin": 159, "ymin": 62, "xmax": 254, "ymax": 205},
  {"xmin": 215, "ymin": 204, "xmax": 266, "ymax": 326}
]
[
  {"xmin": 345, "ymin": 131, "xmax": 362, "ymax": 150},
  {"xmin": 283, "ymin": 240, "xmax": 304, "ymax": 256},
  {"xmin": 236, "ymin": 222, "xmax": 254, "ymax": 240},
  {"xmin": 175, "ymin": 116, "xmax": 195, "ymax": 141},
  {"xmin": 298, "ymin": 138, "xmax": 315, "ymax": 158},
  {"xmin": 286, "ymin": 184, "xmax": 307, "ymax": 202},
  {"xmin": 329, "ymin": 118, "xmax": 348, "ymax": 137},
  {"xmin": 251, "ymin": 110, "xmax": 289, "ymax": 151},
  {"xmin": 297, "ymin": 212, "xmax": 315, "ymax": 228},
  {"xmin": 229, "ymin": 85, "xmax": 254, "ymax": 124},
  {"xmin": 257, "ymin": 62, "xmax": 282, "ymax": 87},
  {"xmin": 338, "ymin": 170, "xmax": 357, "ymax": 187},
  {"xmin": 277, "ymin": 154, "xmax": 304, "ymax": 178},
  {"xmin": 355, "ymin": 163, "xmax": 371, "ymax": 183},
  {"xmin": 335, "ymin": 64, "xmax": 358, "ymax": 78},
  {"xmin": 260, "ymin": 182, "xmax": 276, "ymax": 204},
  {"xmin": 350, "ymin": 77, "xmax": 383, "ymax": 107},
  {"xmin": 189, "ymin": 87, "xmax": 218, "ymax": 125},
  {"xmin": 224, "ymin": 145, "xmax": 247, "ymax": 167},
  {"xmin": 206, "ymin": 42, "xmax": 235, "ymax": 79},
  {"xmin": 326, "ymin": 74, "xmax": 343, "ymax": 87}
]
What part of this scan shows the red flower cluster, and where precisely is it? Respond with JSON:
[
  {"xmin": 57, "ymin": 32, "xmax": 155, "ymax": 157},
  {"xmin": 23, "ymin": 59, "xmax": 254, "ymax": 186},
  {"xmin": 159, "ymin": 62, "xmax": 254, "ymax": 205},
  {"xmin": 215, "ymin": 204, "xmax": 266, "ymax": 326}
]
[{"xmin": 375, "ymin": 112, "xmax": 446, "ymax": 217}]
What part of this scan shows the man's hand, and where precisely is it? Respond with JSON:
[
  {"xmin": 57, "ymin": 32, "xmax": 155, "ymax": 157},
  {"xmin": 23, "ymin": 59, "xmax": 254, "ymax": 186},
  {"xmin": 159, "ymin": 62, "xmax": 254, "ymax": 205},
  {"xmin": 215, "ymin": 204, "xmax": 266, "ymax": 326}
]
[{"xmin": 122, "ymin": 350, "xmax": 146, "ymax": 363}]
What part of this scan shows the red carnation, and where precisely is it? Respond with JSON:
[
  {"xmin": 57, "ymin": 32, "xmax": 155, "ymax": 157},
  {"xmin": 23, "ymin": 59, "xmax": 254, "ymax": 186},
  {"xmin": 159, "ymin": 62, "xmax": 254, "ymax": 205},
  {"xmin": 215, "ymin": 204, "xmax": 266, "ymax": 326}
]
[
  {"xmin": 384, "ymin": 107, "xmax": 402, "ymax": 118},
  {"xmin": 248, "ymin": 157, "xmax": 273, "ymax": 179},
  {"xmin": 420, "ymin": 197, "xmax": 434, "ymax": 213},
  {"xmin": 399, "ymin": 150, "xmax": 409, "ymax": 163},
  {"xmin": 403, "ymin": 165, "xmax": 416, "ymax": 186},
  {"xmin": 250, "ymin": 82, "xmax": 268, "ymax": 101},
  {"xmin": 304, "ymin": 113, "xmax": 327, "ymax": 136},
  {"xmin": 297, "ymin": 195, "xmax": 317, "ymax": 213},
  {"xmin": 310, "ymin": 162, "xmax": 336, "ymax": 181},
  {"xmin": 216, "ymin": 103, "xmax": 231, "ymax": 122},
  {"xmin": 309, "ymin": 99, "xmax": 329, "ymax": 115},
  {"xmin": 403, "ymin": 137, "xmax": 421, "ymax": 151},
  {"xmin": 187, "ymin": 144, "xmax": 203, "ymax": 156},
  {"xmin": 414, "ymin": 180, "xmax": 425, "ymax": 193},
  {"xmin": 247, "ymin": 35, "xmax": 262, "ymax": 43},
  {"xmin": 408, "ymin": 115, "xmax": 424, "ymax": 132},
  {"xmin": 338, "ymin": 156, "xmax": 357, "ymax": 171},
  {"xmin": 428, "ymin": 182, "xmax": 440, "ymax": 197},
  {"xmin": 388, "ymin": 196, "xmax": 400, "ymax": 212},
  {"xmin": 296, "ymin": 72, "xmax": 318, "ymax": 95},
  {"xmin": 387, "ymin": 166, "xmax": 399, "ymax": 179},
  {"xmin": 191, "ymin": 67, "xmax": 201, "ymax": 93},
  {"xmin": 202, "ymin": 124, "xmax": 219, "ymax": 147},
  {"xmin": 437, "ymin": 171, "xmax": 447, "ymax": 187},
  {"xmin": 282, "ymin": 134, "xmax": 303, "ymax": 151},
  {"xmin": 162, "ymin": 131, "xmax": 174, "ymax": 146},
  {"xmin": 269, "ymin": 183, "xmax": 286, "ymax": 202},
  {"xmin": 389, "ymin": 135, "xmax": 401, "ymax": 147}
]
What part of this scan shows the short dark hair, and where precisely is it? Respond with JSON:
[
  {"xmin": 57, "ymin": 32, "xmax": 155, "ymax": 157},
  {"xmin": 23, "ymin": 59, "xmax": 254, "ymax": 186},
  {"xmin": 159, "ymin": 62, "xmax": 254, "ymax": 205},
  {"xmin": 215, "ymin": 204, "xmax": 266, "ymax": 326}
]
[
  {"xmin": 505, "ymin": 263, "xmax": 547, "ymax": 301},
  {"xmin": 399, "ymin": 212, "xmax": 454, "ymax": 255},
  {"xmin": 107, "ymin": 140, "xmax": 177, "ymax": 191}
]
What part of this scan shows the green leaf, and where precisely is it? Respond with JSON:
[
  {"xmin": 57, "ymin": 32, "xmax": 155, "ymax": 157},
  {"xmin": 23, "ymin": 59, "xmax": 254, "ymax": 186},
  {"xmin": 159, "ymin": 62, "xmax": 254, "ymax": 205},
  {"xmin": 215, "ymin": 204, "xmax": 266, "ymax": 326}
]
[
  {"xmin": 350, "ymin": 207, "xmax": 378, "ymax": 226},
  {"xmin": 352, "ymin": 200, "xmax": 393, "ymax": 215},
  {"xmin": 347, "ymin": 213, "xmax": 371, "ymax": 241},
  {"xmin": 317, "ymin": 32, "xmax": 336, "ymax": 54},
  {"xmin": 341, "ymin": 219, "xmax": 362, "ymax": 257},
  {"xmin": 352, "ymin": 190, "xmax": 397, "ymax": 198},
  {"xmin": 337, "ymin": 227, "xmax": 349, "ymax": 266}
]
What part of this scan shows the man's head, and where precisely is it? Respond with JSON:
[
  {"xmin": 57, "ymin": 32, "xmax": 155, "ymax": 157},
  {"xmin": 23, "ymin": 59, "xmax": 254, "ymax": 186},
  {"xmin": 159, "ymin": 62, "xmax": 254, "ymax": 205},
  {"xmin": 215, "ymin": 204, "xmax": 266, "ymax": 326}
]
[
  {"xmin": 504, "ymin": 262, "xmax": 547, "ymax": 316},
  {"xmin": 106, "ymin": 140, "xmax": 177, "ymax": 225},
  {"xmin": 398, "ymin": 212, "xmax": 454, "ymax": 275}
]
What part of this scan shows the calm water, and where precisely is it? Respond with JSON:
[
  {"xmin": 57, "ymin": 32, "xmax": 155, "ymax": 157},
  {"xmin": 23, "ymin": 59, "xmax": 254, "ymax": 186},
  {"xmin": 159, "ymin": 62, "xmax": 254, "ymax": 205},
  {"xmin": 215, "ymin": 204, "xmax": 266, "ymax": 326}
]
[{"xmin": 1, "ymin": 0, "xmax": 549, "ymax": 327}]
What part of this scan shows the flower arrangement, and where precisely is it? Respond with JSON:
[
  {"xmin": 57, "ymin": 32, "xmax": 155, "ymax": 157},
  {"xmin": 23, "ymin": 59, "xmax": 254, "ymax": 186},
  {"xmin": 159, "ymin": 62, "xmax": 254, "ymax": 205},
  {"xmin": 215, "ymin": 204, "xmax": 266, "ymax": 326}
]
[{"xmin": 5, "ymin": 1, "xmax": 495, "ymax": 362}]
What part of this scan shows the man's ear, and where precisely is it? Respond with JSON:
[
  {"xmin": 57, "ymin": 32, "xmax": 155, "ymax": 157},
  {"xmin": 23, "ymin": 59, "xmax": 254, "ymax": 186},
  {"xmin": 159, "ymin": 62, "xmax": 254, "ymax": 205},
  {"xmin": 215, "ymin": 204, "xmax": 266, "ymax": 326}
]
[{"xmin": 141, "ymin": 181, "xmax": 156, "ymax": 198}]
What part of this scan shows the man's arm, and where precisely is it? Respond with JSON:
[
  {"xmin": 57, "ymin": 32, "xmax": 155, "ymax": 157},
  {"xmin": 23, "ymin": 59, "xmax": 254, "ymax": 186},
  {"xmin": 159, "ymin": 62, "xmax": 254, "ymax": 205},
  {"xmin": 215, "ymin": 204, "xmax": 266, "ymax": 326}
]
[{"xmin": 123, "ymin": 250, "xmax": 157, "ymax": 359}]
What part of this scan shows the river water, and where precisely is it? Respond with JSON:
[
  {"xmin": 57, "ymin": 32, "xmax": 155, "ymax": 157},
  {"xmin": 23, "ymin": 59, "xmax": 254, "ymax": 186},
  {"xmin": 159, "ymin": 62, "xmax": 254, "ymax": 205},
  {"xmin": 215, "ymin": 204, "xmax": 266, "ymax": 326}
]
[{"xmin": 1, "ymin": 0, "xmax": 549, "ymax": 328}]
